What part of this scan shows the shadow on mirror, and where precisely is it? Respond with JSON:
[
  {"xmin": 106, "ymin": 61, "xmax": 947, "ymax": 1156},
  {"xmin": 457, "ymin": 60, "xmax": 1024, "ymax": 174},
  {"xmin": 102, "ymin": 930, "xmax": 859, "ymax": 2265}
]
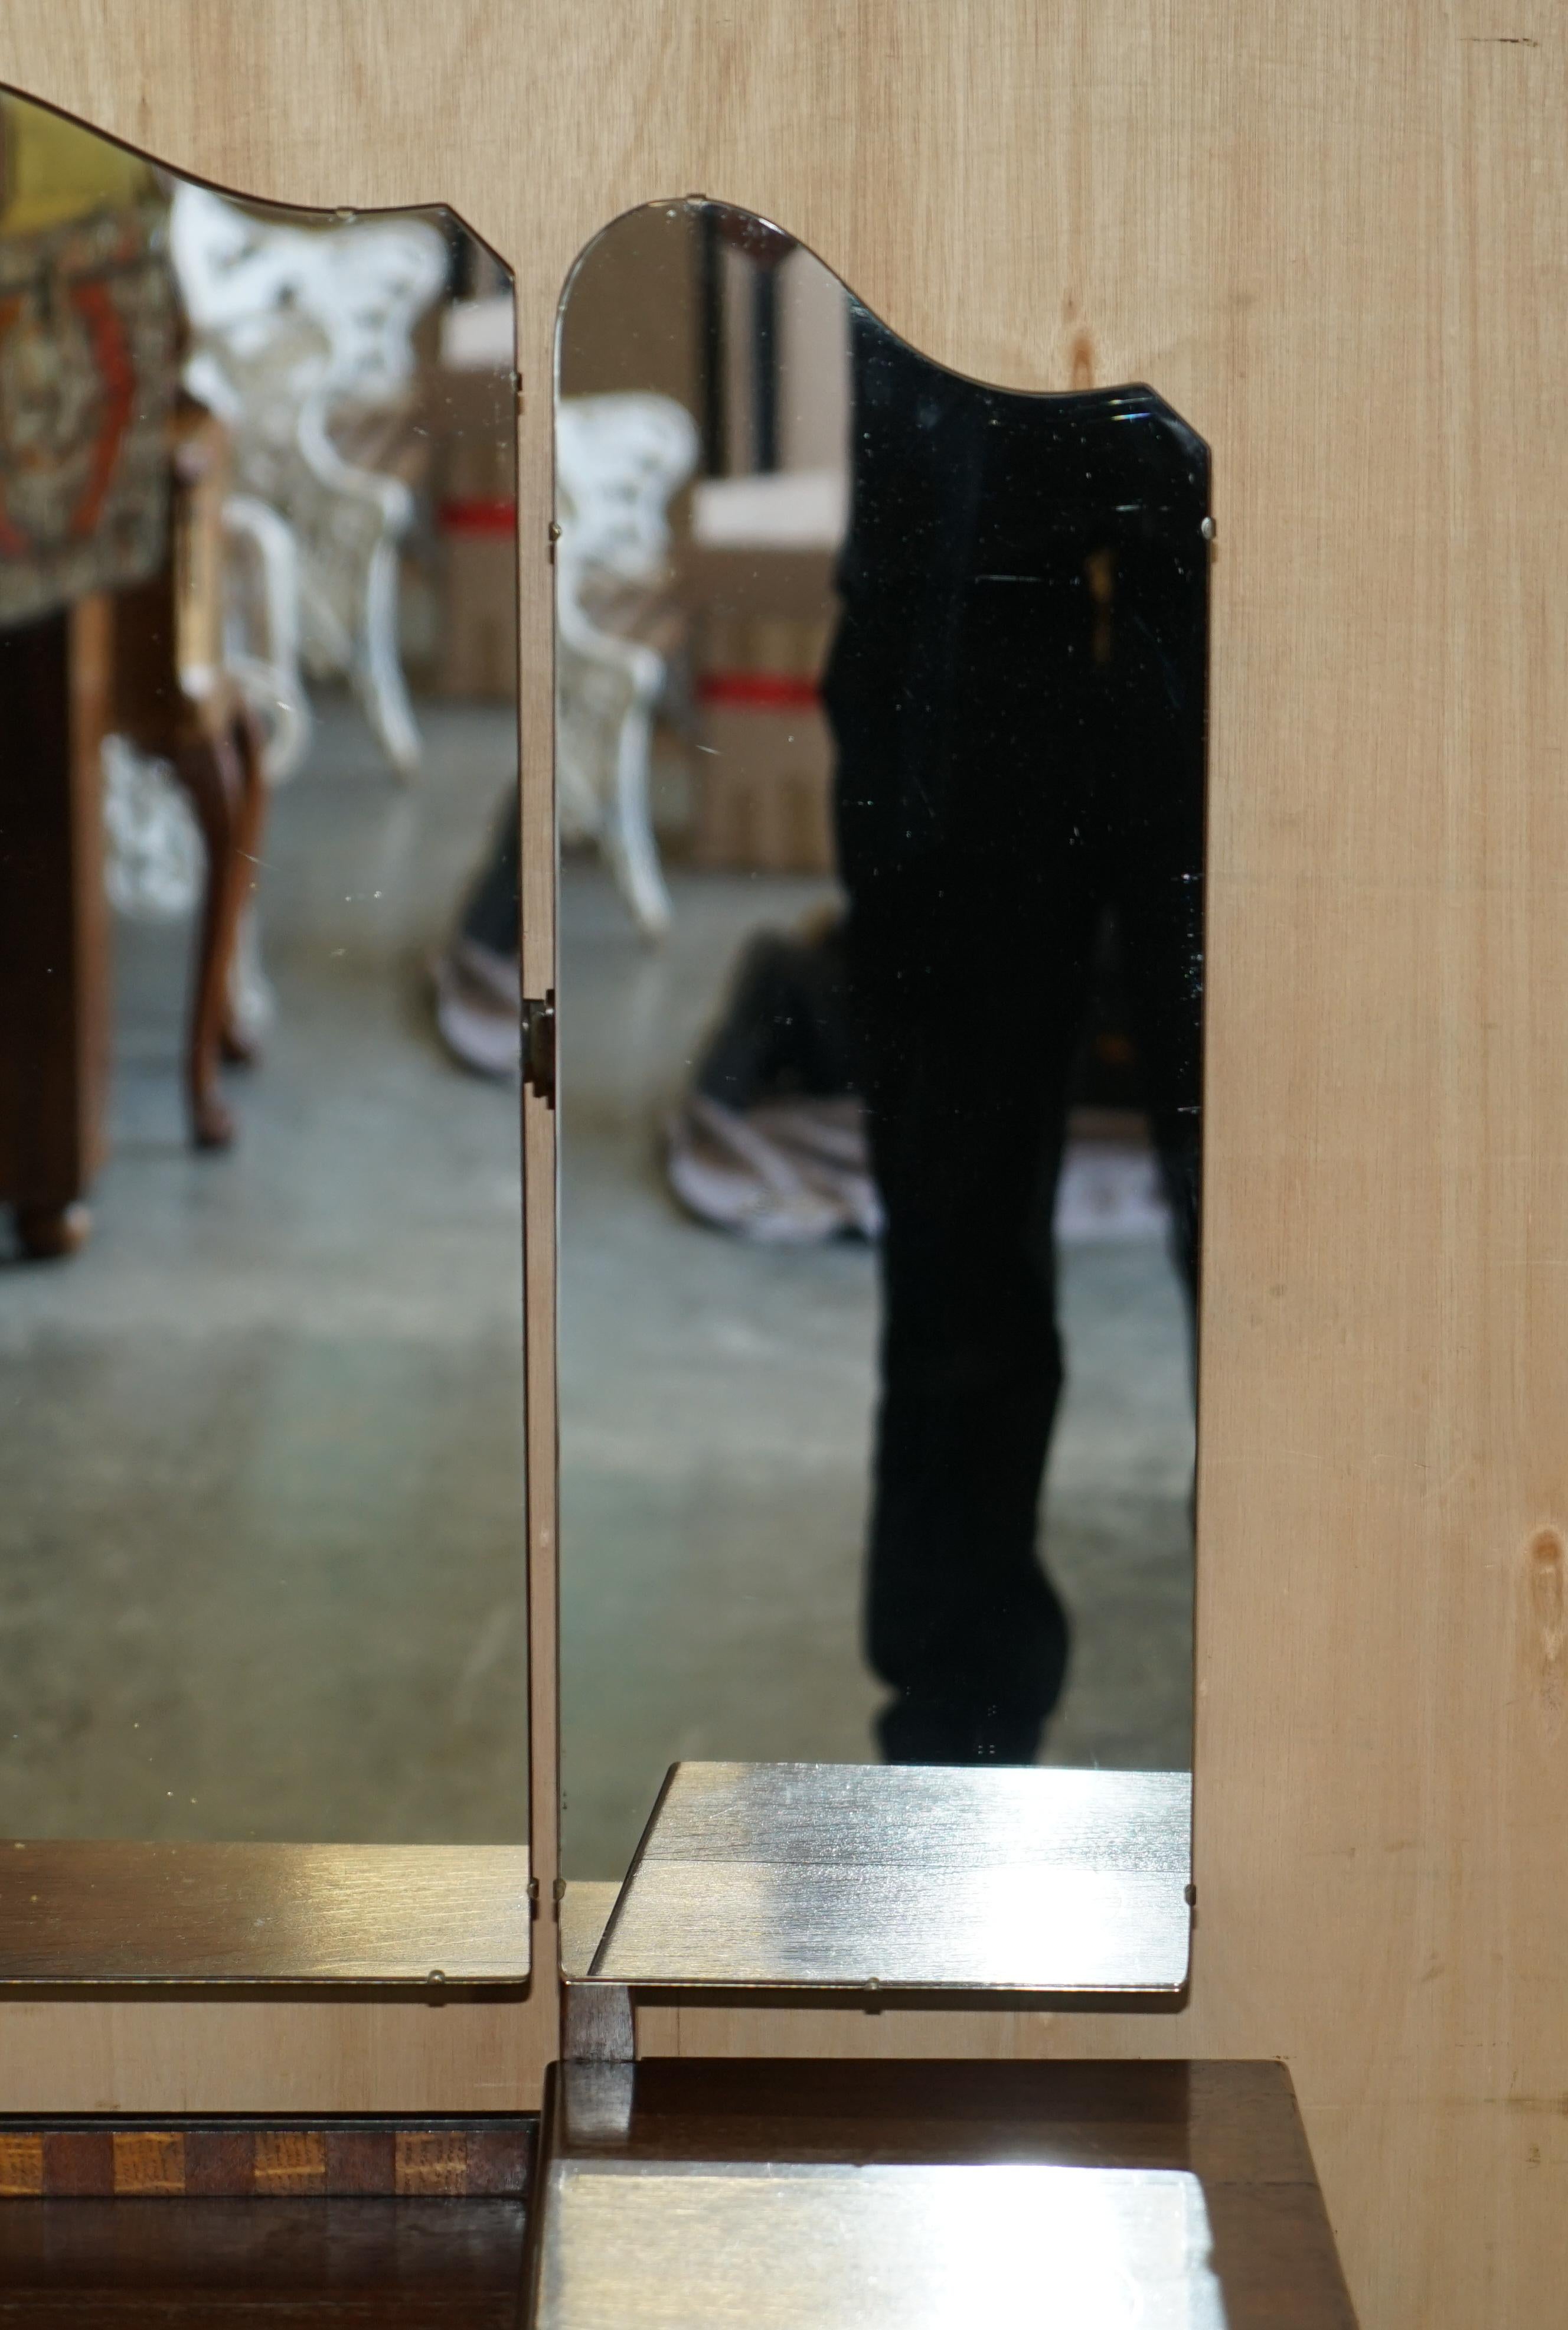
[
  {"xmin": 556, "ymin": 200, "xmax": 1208, "ymax": 1895},
  {"xmin": 0, "ymin": 91, "xmax": 528, "ymax": 1845}
]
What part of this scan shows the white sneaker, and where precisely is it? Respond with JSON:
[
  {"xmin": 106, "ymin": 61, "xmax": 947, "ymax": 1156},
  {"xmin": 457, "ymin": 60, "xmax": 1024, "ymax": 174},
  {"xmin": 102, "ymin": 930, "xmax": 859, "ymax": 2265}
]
[{"xmin": 432, "ymin": 937, "xmax": 521, "ymax": 1078}]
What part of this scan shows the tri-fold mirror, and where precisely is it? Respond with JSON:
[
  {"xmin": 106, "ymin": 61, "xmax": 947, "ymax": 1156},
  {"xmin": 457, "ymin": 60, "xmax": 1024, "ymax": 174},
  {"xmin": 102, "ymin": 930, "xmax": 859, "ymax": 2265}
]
[
  {"xmin": 0, "ymin": 90, "xmax": 1205, "ymax": 1995},
  {"xmin": 554, "ymin": 201, "xmax": 1208, "ymax": 1990}
]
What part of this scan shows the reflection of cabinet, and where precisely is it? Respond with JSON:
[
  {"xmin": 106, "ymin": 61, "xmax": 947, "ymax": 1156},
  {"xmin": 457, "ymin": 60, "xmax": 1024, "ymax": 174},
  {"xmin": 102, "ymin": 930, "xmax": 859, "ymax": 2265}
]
[
  {"xmin": 428, "ymin": 360, "xmax": 519, "ymax": 701},
  {"xmin": 0, "ymin": 598, "xmax": 114, "ymax": 1256},
  {"xmin": 681, "ymin": 541, "xmax": 838, "ymax": 875},
  {"xmin": 0, "ymin": 403, "xmax": 266, "ymax": 1255},
  {"xmin": 0, "ymin": 187, "xmax": 176, "ymax": 1252}
]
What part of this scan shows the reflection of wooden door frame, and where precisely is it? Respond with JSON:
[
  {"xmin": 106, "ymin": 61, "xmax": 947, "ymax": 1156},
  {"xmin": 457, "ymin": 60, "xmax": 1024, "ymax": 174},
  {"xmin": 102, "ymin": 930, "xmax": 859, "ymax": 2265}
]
[{"xmin": 1, "ymin": 18, "xmax": 1564, "ymax": 2328}]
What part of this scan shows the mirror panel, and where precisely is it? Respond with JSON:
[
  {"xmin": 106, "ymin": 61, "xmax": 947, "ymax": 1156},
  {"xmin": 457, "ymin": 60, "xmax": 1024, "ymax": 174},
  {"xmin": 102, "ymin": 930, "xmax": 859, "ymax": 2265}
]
[
  {"xmin": 557, "ymin": 200, "xmax": 1207, "ymax": 1948},
  {"xmin": 0, "ymin": 91, "xmax": 528, "ymax": 1849}
]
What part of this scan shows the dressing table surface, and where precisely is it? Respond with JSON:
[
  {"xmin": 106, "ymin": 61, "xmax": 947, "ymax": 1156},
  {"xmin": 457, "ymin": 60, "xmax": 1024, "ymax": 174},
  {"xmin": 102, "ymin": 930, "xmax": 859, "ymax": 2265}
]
[{"xmin": 537, "ymin": 2057, "xmax": 1357, "ymax": 2328}]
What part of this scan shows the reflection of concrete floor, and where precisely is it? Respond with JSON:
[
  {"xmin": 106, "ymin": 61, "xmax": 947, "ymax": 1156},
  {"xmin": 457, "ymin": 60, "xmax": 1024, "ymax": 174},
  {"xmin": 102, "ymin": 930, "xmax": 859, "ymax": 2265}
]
[
  {"xmin": 1, "ymin": 723, "xmax": 1191, "ymax": 1864},
  {"xmin": 0, "ymin": 700, "xmax": 528, "ymax": 1843},
  {"xmin": 559, "ymin": 863, "xmax": 1194, "ymax": 1881}
]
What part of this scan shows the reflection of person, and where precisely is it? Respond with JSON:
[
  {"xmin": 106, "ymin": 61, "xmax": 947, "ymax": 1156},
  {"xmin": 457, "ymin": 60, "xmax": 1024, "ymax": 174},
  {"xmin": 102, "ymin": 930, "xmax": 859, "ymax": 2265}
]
[
  {"xmin": 665, "ymin": 909, "xmax": 880, "ymax": 1245},
  {"xmin": 824, "ymin": 309, "xmax": 1209, "ymax": 1765},
  {"xmin": 432, "ymin": 794, "xmax": 521, "ymax": 1077}
]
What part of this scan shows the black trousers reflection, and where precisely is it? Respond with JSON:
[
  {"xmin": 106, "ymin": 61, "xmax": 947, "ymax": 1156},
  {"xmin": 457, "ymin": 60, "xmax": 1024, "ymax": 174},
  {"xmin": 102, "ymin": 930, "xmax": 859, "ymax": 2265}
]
[{"xmin": 826, "ymin": 596, "xmax": 1203, "ymax": 1766}]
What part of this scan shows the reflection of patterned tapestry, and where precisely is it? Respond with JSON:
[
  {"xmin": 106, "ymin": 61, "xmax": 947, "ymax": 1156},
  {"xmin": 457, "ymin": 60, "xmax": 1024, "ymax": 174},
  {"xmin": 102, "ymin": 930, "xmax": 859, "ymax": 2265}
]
[{"xmin": 0, "ymin": 204, "xmax": 174, "ymax": 628}]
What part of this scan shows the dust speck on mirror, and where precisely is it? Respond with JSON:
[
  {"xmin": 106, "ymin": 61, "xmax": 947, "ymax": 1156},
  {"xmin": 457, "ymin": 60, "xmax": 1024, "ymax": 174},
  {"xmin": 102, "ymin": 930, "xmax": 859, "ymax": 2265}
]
[
  {"xmin": 556, "ymin": 200, "xmax": 1207, "ymax": 1883},
  {"xmin": 0, "ymin": 90, "xmax": 527, "ymax": 1843}
]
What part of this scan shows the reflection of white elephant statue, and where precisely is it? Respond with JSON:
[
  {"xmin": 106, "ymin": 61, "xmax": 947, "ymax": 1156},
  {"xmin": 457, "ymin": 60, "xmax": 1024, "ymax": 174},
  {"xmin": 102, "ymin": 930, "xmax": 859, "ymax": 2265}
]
[
  {"xmin": 556, "ymin": 393, "xmax": 699, "ymax": 939},
  {"xmin": 169, "ymin": 182, "xmax": 449, "ymax": 782}
]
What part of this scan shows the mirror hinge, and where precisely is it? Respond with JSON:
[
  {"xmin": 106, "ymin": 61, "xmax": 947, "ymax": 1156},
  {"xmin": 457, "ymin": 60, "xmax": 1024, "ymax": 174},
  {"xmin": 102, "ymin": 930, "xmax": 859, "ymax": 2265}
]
[{"xmin": 522, "ymin": 990, "xmax": 556, "ymax": 1107}]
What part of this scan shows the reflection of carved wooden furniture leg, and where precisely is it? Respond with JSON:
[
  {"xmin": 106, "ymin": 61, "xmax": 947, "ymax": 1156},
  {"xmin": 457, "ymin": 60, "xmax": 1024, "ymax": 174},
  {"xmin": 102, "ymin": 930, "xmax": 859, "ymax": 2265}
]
[
  {"xmin": 555, "ymin": 395, "xmax": 701, "ymax": 939},
  {"xmin": 221, "ymin": 904, "xmax": 273, "ymax": 1065},
  {"xmin": 111, "ymin": 400, "xmax": 270, "ymax": 1151},
  {"xmin": 221, "ymin": 492, "xmax": 312, "ymax": 785},
  {"xmin": 174, "ymin": 697, "xmax": 266, "ymax": 1148},
  {"xmin": 14, "ymin": 1202, "xmax": 93, "ymax": 1259}
]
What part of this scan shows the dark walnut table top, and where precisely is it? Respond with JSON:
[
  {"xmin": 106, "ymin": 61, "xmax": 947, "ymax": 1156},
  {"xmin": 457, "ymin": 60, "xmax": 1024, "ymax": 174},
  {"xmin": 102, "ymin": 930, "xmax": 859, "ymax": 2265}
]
[
  {"xmin": 538, "ymin": 2057, "xmax": 1358, "ymax": 2330},
  {"xmin": 0, "ymin": 2061, "xmax": 1357, "ymax": 2327}
]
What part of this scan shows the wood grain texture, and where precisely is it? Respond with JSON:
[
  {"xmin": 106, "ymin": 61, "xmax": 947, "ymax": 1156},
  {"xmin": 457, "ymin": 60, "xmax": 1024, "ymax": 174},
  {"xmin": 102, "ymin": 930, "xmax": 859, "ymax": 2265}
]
[
  {"xmin": 0, "ymin": 2196, "xmax": 530, "ymax": 2325},
  {"xmin": 0, "ymin": 5, "xmax": 1562, "ymax": 2322},
  {"xmin": 0, "ymin": 1995, "xmax": 546, "ymax": 2117}
]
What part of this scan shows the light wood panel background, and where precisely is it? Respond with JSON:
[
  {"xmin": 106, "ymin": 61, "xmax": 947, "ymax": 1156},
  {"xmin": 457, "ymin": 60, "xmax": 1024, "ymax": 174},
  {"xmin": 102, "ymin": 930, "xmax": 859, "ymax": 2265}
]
[{"xmin": 0, "ymin": 4, "xmax": 1563, "ymax": 2321}]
